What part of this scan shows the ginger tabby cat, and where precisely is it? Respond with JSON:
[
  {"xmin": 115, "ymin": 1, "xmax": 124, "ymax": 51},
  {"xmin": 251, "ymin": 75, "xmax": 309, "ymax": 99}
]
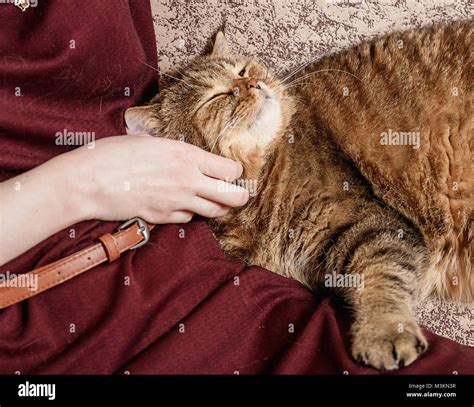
[{"xmin": 125, "ymin": 21, "xmax": 473, "ymax": 370}]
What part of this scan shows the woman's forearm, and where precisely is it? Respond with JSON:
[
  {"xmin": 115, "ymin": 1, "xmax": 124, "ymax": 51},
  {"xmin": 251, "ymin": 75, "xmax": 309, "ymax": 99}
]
[
  {"xmin": 0, "ymin": 136, "xmax": 249, "ymax": 267},
  {"xmin": 0, "ymin": 153, "xmax": 89, "ymax": 266}
]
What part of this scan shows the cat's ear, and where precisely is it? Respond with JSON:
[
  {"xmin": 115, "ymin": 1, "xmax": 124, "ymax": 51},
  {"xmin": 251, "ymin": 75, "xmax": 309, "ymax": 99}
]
[
  {"xmin": 124, "ymin": 105, "xmax": 160, "ymax": 135},
  {"xmin": 211, "ymin": 31, "xmax": 230, "ymax": 58}
]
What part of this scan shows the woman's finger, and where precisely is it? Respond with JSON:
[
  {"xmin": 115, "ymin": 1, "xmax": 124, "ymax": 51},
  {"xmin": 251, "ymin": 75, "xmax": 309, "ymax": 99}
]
[
  {"xmin": 195, "ymin": 147, "xmax": 243, "ymax": 181},
  {"xmin": 186, "ymin": 197, "xmax": 230, "ymax": 218},
  {"xmin": 167, "ymin": 210, "xmax": 194, "ymax": 224},
  {"xmin": 196, "ymin": 175, "xmax": 249, "ymax": 208}
]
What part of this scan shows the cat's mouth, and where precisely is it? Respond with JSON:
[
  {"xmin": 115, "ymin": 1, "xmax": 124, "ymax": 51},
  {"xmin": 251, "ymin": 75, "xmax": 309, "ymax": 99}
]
[
  {"xmin": 257, "ymin": 82, "xmax": 274, "ymax": 100},
  {"xmin": 212, "ymin": 81, "xmax": 283, "ymax": 151}
]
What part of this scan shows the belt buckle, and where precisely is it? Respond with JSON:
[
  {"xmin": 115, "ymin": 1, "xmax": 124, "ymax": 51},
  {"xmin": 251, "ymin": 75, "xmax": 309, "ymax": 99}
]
[{"xmin": 118, "ymin": 217, "xmax": 150, "ymax": 250}]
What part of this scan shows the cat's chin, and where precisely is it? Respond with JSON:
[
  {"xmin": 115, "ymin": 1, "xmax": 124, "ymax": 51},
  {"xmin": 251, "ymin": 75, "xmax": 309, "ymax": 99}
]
[{"xmin": 246, "ymin": 96, "xmax": 282, "ymax": 145}]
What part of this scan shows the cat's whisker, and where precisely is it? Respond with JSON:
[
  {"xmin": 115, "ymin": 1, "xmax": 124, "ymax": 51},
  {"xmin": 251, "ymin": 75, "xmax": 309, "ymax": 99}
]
[
  {"xmin": 272, "ymin": 83, "xmax": 292, "ymax": 97},
  {"xmin": 138, "ymin": 59, "xmax": 197, "ymax": 89},
  {"xmin": 274, "ymin": 64, "xmax": 289, "ymax": 77},
  {"xmin": 280, "ymin": 55, "xmax": 325, "ymax": 84},
  {"xmin": 280, "ymin": 96, "xmax": 305, "ymax": 102},
  {"xmin": 275, "ymin": 61, "xmax": 300, "ymax": 79},
  {"xmin": 160, "ymin": 72, "xmax": 197, "ymax": 89},
  {"xmin": 272, "ymin": 82, "xmax": 289, "ymax": 93},
  {"xmin": 161, "ymin": 72, "xmax": 180, "ymax": 81},
  {"xmin": 172, "ymin": 67, "xmax": 194, "ymax": 82},
  {"xmin": 138, "ymin": 59, "xmax": 160, "ymax": 73},
  {"xmin": 280, "ymin": 61, "xmax": 312, "ymax": 84},
  {"xmin": 283, "ymin": 68, "xmax": 362, "ymax": 89}
]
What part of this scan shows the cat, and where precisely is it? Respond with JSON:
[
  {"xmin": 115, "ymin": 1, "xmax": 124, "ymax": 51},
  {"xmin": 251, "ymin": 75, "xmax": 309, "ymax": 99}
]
[{"xmin": 125, "ymin": 20, "xmax": 473, "ymax": 370}]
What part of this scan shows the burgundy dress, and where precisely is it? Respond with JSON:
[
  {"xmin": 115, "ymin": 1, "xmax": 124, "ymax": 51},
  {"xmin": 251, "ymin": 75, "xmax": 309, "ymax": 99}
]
[{"xmin": 0, "ymin": 0, "xmax": 472, "ymax": 374}]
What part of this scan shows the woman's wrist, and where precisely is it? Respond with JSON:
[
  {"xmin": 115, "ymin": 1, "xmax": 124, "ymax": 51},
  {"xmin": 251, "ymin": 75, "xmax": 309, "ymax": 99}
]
[
  {"xmin": 0, "ymin": 149, "xmax": 96, "ymax": 265},
  {"xmin": 48, "ymin": 148, "xmax": 97, "ymax": 224}
]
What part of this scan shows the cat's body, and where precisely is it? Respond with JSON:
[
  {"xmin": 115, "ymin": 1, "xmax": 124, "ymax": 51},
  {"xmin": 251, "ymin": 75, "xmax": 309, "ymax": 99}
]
[
  {"xmin": 290, "ymin": 22, "xmax": 473, "ymax": 303},
  {"xmin": 126, "ymin": 20, "xmax": 473, "ymax": 370},
  {"xmin": 209, "ymin": 106, "xmax": 426, "ymax": 290}
]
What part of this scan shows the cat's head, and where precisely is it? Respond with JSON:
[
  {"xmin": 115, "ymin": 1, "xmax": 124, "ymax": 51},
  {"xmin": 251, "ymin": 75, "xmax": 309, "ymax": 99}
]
[{"xmin": 125, "ymin": 32, "xmax": 294, "ymax": 175}]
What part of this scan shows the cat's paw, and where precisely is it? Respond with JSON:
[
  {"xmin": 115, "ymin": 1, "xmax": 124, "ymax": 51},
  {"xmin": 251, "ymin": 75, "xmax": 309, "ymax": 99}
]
[{"xmin": 351, "ymin": 317, "xmax": 428, "ymax": 370}]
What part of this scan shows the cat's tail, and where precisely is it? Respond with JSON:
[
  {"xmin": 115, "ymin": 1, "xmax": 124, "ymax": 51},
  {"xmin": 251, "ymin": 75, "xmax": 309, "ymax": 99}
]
[{"xmin": 421, "ymin": 218, "xmax": 473, "ymax": 303}]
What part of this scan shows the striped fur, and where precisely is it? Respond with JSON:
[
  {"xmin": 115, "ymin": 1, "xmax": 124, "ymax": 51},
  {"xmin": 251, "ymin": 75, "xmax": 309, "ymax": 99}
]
[{"xmin": 125, "ymin": 21, "xmax": 473, "ymax": 370}]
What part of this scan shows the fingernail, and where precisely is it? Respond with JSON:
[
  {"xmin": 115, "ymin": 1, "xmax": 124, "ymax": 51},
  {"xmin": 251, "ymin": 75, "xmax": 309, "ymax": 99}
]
[{"xmin": 235, "ymin": 162, "xmax": 243, "ymax": 177}]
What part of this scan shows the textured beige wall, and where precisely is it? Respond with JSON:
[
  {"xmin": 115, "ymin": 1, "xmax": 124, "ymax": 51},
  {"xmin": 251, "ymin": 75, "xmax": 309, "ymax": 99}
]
[
  {"xmin": 150, "ymin": 0, "xmax": 473, "ymax": 347},
  {"xmin": 151, "ymin": 0, "xmax": 472, "ymax": 73}
]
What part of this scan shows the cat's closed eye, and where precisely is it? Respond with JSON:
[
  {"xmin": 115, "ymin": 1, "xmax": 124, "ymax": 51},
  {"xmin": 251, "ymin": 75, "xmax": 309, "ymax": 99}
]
[
  {"xmin": 198, "ymin": 91, "xmax": 231, "ymax": 111},
  {"xmin": 238, "ymin": 68, "xmax": 246, "ymax": 77},
  {"xmin": 207, "ymin": 92, "xmax": 231, "ymax": 103}
]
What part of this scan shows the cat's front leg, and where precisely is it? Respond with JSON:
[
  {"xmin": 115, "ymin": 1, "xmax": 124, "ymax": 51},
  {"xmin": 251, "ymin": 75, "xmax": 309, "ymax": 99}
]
[{"xmin": 328, "ymin": 213, "xmax": 428, "ymax": 370}]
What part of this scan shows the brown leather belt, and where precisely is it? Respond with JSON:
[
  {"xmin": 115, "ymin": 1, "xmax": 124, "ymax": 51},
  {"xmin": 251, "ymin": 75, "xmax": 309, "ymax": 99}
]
[{"xmin": 0, "ymin": 218, "xmax": 155, "ymax": 309}]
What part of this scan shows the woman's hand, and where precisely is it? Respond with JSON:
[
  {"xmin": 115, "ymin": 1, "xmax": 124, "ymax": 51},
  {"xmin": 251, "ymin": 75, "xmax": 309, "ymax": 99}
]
[
  {"xmin": 68, "ymin": 135, "xmax": 249, "ymax": 223},
  {"xmin": 0, "ymin": 135, "xmax": 249, "ymax": 265}
]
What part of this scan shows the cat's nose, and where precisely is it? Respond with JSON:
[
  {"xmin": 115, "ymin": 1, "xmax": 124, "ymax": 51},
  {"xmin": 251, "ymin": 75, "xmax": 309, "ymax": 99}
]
[{"xmin": 247, "ymin": 78, "xmax": 261, "ymax": 90}]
